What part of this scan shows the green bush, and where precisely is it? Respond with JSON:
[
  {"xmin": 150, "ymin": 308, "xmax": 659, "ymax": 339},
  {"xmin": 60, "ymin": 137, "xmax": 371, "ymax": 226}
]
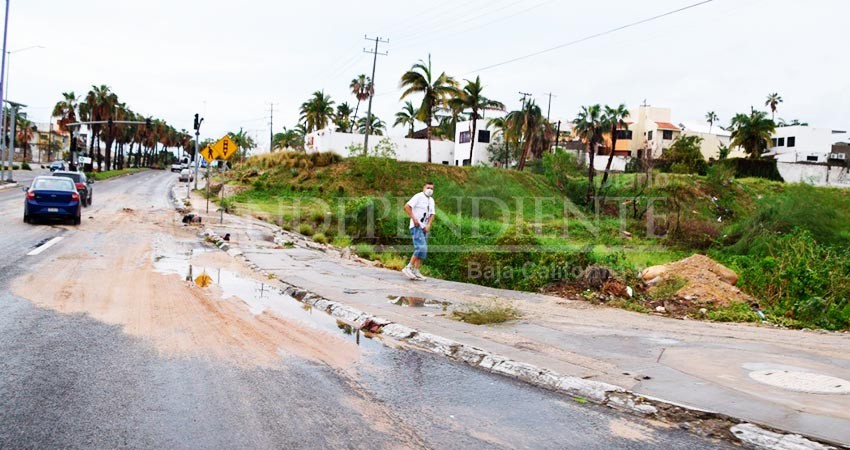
[
  {"xmin": 716, "ymin": 158, "xmax": 783, "ymax": 181},
  {"xmin": 297, "ymin": 223, "xmax": 314, "ymax": 236},
  {"xmin": 311, "ymin": 232, "xmax": 327, "ymax": 244},
  {"xmin": 726, "ymin": 229, "xmax": 850, "ymax": 330}
]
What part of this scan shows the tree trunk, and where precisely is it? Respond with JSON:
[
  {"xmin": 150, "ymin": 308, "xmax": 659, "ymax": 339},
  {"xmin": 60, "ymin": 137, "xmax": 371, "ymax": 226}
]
[
  {"xmin": 468, "ymin": 111, "xmax": 477, "ymax": 164},
  {"xmin": 586, "ymin": 140, "xmax": 596, "ymax": 204},
  {"xmin": 600, "ymin": 125, "xmax": 618, "ymax": 188},
  {"xmin": 426, "ymin": 116, "xmax": 432, "ymax": 163},
  {"xmin": 352, "ymin": 99, "xmax": 361, "ymax": 133},
  {"xmin": 517, "ymin": 138, "xmax": 533, "ymax": 171}
]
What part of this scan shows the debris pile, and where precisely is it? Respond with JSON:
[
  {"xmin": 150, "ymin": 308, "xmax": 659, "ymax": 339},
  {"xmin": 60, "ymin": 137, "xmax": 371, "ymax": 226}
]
[{"xmin": 640, "ymin": 254, "xmax": 752, "ymax": 308}]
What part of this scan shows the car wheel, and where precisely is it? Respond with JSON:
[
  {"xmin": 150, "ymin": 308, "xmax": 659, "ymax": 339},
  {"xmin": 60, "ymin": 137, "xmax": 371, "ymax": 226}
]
[
  {"xmin": 74, "ymin": 216, "xmax": 81, "ymax": 225},
  {"xmin": 88, "ymin": 196, "xmax": 93, "ymax": 206},
  {"xmin": 23, "ymin": 214, "xmax": 29, "ymax": 224}
]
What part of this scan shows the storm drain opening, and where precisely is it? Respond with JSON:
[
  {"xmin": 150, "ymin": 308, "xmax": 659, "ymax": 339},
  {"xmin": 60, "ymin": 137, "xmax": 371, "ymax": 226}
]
[{"xmin": 748, "ymin": 370, "xmax": 850, "ymax": 395}]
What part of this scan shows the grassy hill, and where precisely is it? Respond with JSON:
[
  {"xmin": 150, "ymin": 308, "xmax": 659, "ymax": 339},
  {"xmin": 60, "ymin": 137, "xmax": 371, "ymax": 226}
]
[{"xmin": 222, "ymin": 151, "xmax": 850, "ymax": 330}]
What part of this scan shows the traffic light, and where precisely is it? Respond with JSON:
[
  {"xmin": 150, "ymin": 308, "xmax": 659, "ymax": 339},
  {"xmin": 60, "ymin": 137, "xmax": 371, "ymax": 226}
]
[{"xmin": 193, "ymin": 113, "xmax": 199, "ymax": 131}]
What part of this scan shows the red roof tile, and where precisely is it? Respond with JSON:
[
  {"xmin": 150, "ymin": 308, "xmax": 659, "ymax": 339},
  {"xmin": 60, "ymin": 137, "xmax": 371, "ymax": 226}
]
[{"xmin": 655, "ymin": 122, "xmax": 679, "ymax": 130}]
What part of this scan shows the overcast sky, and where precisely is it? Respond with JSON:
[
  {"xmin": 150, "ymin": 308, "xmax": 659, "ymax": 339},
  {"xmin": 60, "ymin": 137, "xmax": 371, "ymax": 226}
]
[{"xmin": 8, "ymin": 0, "xmax": 850, "ymax": 149}]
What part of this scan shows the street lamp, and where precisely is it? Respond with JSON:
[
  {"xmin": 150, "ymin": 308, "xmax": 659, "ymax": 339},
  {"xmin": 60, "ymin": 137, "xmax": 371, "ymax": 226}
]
[{"xmin": 0, "ymin": 45, "xmax": 44, "ymax": 181}]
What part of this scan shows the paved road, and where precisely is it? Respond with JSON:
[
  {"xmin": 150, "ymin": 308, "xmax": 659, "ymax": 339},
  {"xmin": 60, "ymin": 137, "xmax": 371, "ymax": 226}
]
[{"xmin": 0, "ymin": 170, "xmax": 734, "ymax": 449}]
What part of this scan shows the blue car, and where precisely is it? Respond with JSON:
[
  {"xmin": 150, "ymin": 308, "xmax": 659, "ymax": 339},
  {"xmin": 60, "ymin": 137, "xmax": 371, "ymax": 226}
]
[{"xmin": 23, "ymin": 176, "xmax": 82, "ymax": 225}]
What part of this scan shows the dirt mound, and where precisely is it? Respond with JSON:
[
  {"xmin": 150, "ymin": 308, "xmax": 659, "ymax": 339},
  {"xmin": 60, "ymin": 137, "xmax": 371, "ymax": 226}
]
[{"xmin": 640, "ymin": 254, "xmax": 752, "ymax": 308}]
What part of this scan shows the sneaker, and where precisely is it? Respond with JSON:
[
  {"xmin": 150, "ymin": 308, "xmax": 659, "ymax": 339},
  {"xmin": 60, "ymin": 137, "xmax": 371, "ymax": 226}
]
[
  {"xmin": 401, "ymin": 266, "xmax": 417, "ymax": 280},
  {"xmin": 412, "ymin": 269, "xmax": 427, "ymax": 281}
]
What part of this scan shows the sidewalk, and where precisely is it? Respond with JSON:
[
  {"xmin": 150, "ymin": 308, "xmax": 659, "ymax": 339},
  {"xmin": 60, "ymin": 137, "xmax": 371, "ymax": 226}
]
[{"xmin": 179, "ymin": 184, "xmax": 850, "ymax": 446}]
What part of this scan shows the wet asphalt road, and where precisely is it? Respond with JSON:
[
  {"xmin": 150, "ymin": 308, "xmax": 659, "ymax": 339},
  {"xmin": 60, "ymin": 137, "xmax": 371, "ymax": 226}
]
[{"xmin": 0, "ymin": 170, "xmax": 735, "ymax": 449}]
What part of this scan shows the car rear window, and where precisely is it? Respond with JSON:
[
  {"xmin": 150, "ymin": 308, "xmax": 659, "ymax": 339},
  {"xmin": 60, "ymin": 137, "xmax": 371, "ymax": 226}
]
[
  {"xmin": 53, "ymin": 172, "xmax": 82, "ymax": 183},
  {"xmin": 33, "ymin": 178, "xmax": 75, "ymax": 191}
]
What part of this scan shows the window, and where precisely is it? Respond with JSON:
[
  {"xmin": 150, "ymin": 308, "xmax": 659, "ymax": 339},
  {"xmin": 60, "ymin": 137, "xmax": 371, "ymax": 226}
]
[
  {"xmin": 787, "ymin": 136, "xmax": 796, "ymax": 147},
  {"xmin": 778, "ymin": 137, "xmax": 785, "ymax": 147},
  {"xmin": 806, "ymin": 155, "xmax": 819, "ymax": 162},
  {"xmin": 771, "ymin": 138, "xmax": 778, "ymax": 147},
  {"xmin": 647, "ymin": 131, "xmax": 653, "ymax": 141},
  {"xmin": 442, "ymin": 161, "xmax": 449, "ymax": 165},
  {"xmin": 459, "ymin": 131, "xmax": 471, "ymax": 144},
  {"xmin": 478, "ymin": 130, "xmax": 491, "ymax": 143},
  {"xmin": 616, "ymin": 130, "xmax": 633, "ymax": 140},
  {"xmin": 662, "ymin": 130, "xmax": 673, "ymax": 140},
  {"xmin": 462, "ymin": 159, "xmax": 471, "ymax": 166}
]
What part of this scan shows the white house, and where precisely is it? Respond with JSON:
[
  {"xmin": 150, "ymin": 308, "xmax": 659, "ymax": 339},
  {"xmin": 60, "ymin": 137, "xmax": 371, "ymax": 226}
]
[
  {"xmin": 304, "ymin": 119, "xmax": 496, "ymax": 166},
  {"xmin": 768, "ymin": 125, "xmax": 848, "ymax": 163},
  {"xmin": 679, "ymin": 122, "xmax": 746, "ymax": 160}
]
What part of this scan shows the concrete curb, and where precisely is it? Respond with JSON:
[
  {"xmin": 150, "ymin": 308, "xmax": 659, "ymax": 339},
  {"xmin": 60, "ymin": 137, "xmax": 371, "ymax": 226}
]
[
  {"xmin": 178, "ymin": 197, "xmax": 844, "ymax": 450},
  {"xmin": 0, "ymin": 182, "xmax": 19, "ymax": 192}
]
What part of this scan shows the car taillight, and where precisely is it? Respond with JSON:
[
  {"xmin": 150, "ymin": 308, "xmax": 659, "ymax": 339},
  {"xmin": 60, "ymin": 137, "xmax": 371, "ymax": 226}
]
[
  {"xmin": 71, "ymin": 192, "xmax": 80, "ymax": 201},
  {"xmin": 75, "ymin": 183, "xmax": 85, "ymax": 190},
  {"xmin": 26, "ymin": 190, "xmax": 35, "ymax": 200}
]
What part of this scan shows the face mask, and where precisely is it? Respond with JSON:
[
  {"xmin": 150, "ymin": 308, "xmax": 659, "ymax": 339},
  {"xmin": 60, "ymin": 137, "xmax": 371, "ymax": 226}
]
[{"xmin": 424, "ymin": 188, "xmax": 434, "ymax": 197}]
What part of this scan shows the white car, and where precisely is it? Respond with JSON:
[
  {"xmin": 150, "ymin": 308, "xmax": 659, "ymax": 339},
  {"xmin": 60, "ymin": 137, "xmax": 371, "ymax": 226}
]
[{"xmin": 178, "ymin": 169, "xmax": 194, "ymax": 182}]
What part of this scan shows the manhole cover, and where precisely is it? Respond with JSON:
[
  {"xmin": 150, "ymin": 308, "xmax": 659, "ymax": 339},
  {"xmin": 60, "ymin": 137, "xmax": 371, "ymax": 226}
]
[{"xmin": 749, "ymin": 370, "xmax": 850, "ymax": 395}]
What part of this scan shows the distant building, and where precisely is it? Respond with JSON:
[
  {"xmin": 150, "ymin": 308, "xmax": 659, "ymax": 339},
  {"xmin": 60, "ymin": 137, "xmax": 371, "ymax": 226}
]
[
  {"xmin": 678, "ymin": 122, "xmax": 746, "ymax": 160},
  {"xmin": 304, "ymin": 119, "xmax": 496, "ymax": 166},
  {"xmin": 767, "ymin": 125, "xmax": 848, "ymax": 163}
]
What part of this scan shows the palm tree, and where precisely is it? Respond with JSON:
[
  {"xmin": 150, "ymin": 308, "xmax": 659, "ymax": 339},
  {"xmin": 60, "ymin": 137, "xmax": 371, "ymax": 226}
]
[
  {"xmin": 729, "ymin": 110, "xmax": 776, "ymax": 159},
  {"xmin": 765, "ymin": 93, "xmax": 783, "ymax": 120},
  {"xmin": 83, "ymin": 85, "xmax": 119, "ymax": 170},
  {"xmin": 333, "ymin": 102, "xmax": 354, "ymax": 132},
  {"xmin": 357, "ymin": 115, "xmax": 386, "ymax": 136},
  {"xmin": 514, "ymin": 101, "xmax": 545, "ymax": 171},
  {"xmin": 399, "ymin": 55, "xmax": 459, "ymax": 162},
  {"xmin": 600, "ymin": 104, "xmax": 630, "ymax": 188},
  {"xmin": 394, "ymin": 101, "xmax": 417, "ymax": 138},
  {"xmin": 706, "ymin": 111, "xmax": 718, "ymax": 133},
  {"xmin": 350, "ymin": 75, "xmax": 373, "ymax": 132},
  {"xmin": 488, "ymin": 115, "xmax": 521, "ymax": 168},
  {"xmin": 573, "ymin": 104, "xmax": 604, "ymax": 202},
  {"xmin": 273, "ymin": 126, "xmax": 305, "ymax": 151},
  {"xmin": 228, "ymin": 128, "xmax": 256, "ymax": 163},
  {"xmin": 15, "ymin": 116, "xmax": 35, "ymax": 162},
  {"xmin": 454, "ymin": 76, "xmax": 505, "ymax": 162},
  {"xmin": 299, "ymin": 91, "xmax": 335, "ymax": 133},
  {"xmin": 52, "ymin": 91, "xmax": 79, "ymax": 134}
]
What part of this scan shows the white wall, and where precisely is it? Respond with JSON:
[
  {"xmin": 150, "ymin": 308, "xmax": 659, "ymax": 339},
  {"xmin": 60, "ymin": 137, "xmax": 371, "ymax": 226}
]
[
  {"xmin": 305, "ymin": 128, "xmax": 455, "ymax": 164},
  {"xmin": 777, "ymin": 162, "xmax": 850, "ymax": 187},
  {"xmin": 587, "ymin": 154, "xmax": 629, "ymax": 172}
]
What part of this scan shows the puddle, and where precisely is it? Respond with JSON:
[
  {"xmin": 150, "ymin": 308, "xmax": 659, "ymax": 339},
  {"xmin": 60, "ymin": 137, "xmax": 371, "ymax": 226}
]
[
  {"xmin": 387, "ymin": 295, "xmax": 451, "ymax": 310},
  {"xmin": 152, "ymin": 245, "xmax": 383, "ymax": 352}
]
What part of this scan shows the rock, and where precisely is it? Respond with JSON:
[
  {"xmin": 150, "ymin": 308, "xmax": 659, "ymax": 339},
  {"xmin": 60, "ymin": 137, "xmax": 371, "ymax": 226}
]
[
  {"xmin": 381, "ymin": 324, "xmax": 417, "ymax": 340},
  {"xmin": 640, "ymin": 265, "xmax": 667, "ymax": 282},
  {"xmin": 710, "ymin": 262, "xmax": 739, "ymax": 286},
  {"xmin": 579, "ymin": 265, "xmax": 613, "ymax": 289},
  {"xmin": 655, "ymin": 306, "xmax": 666, "ymax": 313},
  {"xmin": 730, "ymin": 423, "xmax": 836, "ymax": 450}
]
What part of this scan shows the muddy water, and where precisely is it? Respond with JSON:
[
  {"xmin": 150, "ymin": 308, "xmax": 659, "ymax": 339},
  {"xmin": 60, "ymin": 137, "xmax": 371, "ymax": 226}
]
[{"xmin": 152, "ymin": 245, "xmax": 384, "ymax": 354}]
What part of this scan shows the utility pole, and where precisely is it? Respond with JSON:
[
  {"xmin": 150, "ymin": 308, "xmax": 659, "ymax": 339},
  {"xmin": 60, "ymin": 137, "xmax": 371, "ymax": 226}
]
[
  {"xmin": 544, "ymin": 92, "xmax": 557, "ymax": 121},
  {"xmin": 554, "ymin": 120, "xmax": 562, "ymax": 152},
  {"xmin": 510, "ymin": 92, "xmax": 532, "ymax": 169},
  {"xmin": 269, "ymin": 103, "xmax": 274, "ymax": 153},
  {"xmin": 363, "ymin": 35, "xmax": 388, "ymax": 153},
  {"xmin": 6, "ymin": 100, "xmax": 21, "ymax": 181},
  {"xmin": 0, "ymin": 0, "xmax": 8, "ymax": 183},
  {"xmin": 193, "ymin": 113, "xmax": 203, "ymax": 190}
]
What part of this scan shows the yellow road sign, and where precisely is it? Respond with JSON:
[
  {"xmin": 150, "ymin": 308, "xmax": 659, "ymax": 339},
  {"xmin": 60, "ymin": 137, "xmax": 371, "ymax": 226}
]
[
  {"xmin": 194, "ymin": 273, "xmax": 213, "ymax": 288},
  {"xmin": 200, "ymin": 145, "xmax": 220, "ymax": 163},
  {"xmin": 213, "ymin": 135, "xmax": 239, "ymax": 160}
]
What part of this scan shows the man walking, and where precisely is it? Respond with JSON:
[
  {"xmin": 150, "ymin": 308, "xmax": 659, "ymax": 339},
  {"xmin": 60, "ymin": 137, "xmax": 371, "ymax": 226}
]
[{"xmin": 402, "ymin": 181, "xmax": 435, "ymax": 281}]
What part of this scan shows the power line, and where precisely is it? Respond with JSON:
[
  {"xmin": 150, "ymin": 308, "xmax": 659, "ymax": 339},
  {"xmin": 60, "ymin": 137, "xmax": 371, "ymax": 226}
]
[{"xmin": 467, "ymin": 0, "xmax": 716, "ymax": 74}]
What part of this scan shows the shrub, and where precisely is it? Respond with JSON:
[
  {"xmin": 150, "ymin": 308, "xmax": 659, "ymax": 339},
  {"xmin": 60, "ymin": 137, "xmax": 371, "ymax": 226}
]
[
  {"xmin": 662, "ymin": 135, "xmax": 708, "ymax": 175},
  {"xmin": 716, "ymin": 158, "xmax": 783, "ymax": 181},
  {"xmin": 297, "ymin": 223, "xmax": 314, "ymax": 236},
  {"xmin": 311, "ymin": 232, "xmax": 327, "ymax": 244},
  {"xmin": 354, "ymin": 243, "xmax": 376, "ymax": 260},
  {"xmin": 332, "ymin": 235, "xmax": 353, "ymax": 248},
  {"xmin": 726, "ymin": 229, "xmax": 850, "ymax": 330}
]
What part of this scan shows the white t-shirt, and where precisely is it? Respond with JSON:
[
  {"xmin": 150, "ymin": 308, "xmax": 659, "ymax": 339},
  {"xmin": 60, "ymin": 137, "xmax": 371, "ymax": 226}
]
[{"xmin": 406, "ymin": 192, "xmax": 435, "ymax": 229}]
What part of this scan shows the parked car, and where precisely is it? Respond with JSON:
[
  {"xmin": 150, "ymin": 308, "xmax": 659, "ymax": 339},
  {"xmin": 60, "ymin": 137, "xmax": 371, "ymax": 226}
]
[
  {"xmin": 179, "ymin": 168, "xmax": 194, "ymax": 182},
  {"xmin": 52, "ymin": 171, "xmax": 94, "ymax": 207},
  {"xmin": 48, "ymin": 161, "xmax": 66, "ymax": 172},
  {"xmin": 23, "ymin": 176, "xmax": 82, "ymax": 225}
]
